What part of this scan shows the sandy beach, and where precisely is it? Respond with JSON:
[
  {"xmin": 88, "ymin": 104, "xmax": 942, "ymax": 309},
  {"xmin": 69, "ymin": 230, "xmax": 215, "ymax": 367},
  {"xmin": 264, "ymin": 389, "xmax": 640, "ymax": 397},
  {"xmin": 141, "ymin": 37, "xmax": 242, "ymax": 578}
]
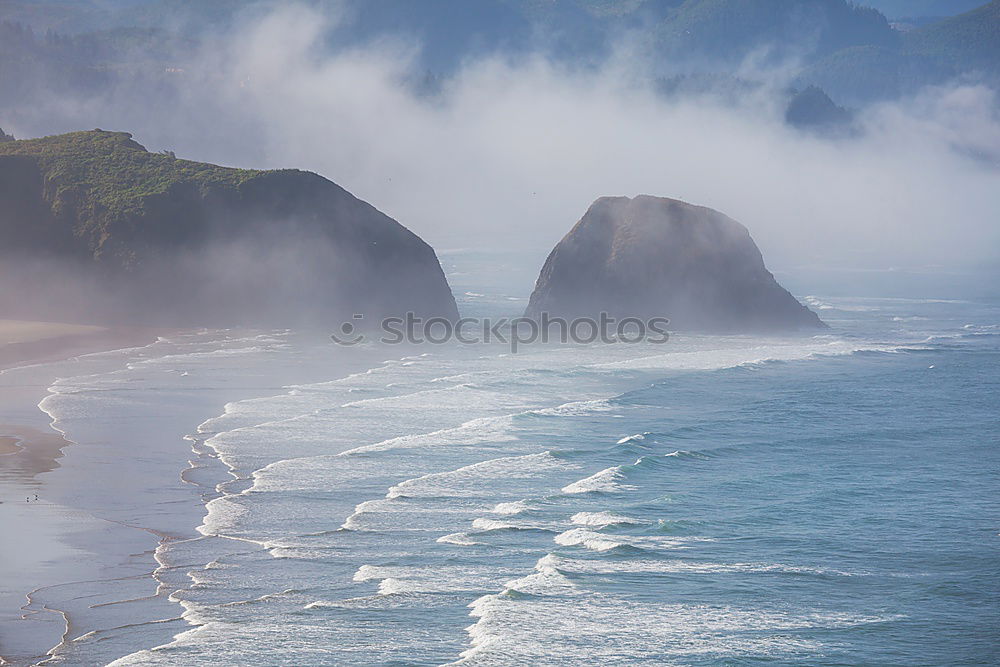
[
  {"xmin": 0, "ymin": 320, "xmax": 160, "ymax": 372},
  {"xmin": 0, "ymin": 323, "xmax": 336, "ymax": 665},
  {"xmin": 0, "ymin": 321, "xmax": 163, "ymax": 665}
]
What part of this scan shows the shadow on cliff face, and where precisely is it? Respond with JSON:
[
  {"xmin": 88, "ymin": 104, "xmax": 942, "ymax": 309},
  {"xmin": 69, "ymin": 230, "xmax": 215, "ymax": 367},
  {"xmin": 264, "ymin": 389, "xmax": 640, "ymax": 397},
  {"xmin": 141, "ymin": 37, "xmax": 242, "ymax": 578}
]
[{"xmin": 0, "ymin": 225, "xmax": 454, "ymax": 329}]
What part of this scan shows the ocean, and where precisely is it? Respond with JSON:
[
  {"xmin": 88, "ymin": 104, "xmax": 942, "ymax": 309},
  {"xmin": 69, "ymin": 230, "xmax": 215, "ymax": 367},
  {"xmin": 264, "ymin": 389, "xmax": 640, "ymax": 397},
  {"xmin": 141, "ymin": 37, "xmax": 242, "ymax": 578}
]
[{"xmin": 2, "ymin": 252, "xmax": 998, "ymax": 666}]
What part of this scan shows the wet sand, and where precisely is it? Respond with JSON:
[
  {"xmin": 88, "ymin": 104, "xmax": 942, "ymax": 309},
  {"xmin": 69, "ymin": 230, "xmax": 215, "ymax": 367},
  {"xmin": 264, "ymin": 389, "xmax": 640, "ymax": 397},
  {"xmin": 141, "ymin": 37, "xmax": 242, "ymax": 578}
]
[
  {"xmin": 0, "ymin": 435, "xmax": 20, "ymax": 456},
  {"xmin": 0, "ymin": 424, "xmax": 88, "ymax": 665},
  {"xmin": 0, "ymin": 320, "xmax": 155, "ymax": 372},
  {"xmin": 0, "ymin": 425, "xmax": 71, "ymax": 480},
  {"xmin": 0, "ymin": 322, "xmax": 160, "ymax": 665}
]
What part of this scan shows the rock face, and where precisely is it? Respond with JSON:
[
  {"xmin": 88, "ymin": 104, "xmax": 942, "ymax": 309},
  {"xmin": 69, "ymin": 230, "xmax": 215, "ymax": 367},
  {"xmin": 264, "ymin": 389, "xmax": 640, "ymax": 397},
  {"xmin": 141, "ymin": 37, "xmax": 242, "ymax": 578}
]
[
  {"xmin": 524, "ymin": 195, "xmax": 824, "ymax": 332},
  {"xmin": 0, "ymin": 130, "xmax": 458, "ymax": 326}
]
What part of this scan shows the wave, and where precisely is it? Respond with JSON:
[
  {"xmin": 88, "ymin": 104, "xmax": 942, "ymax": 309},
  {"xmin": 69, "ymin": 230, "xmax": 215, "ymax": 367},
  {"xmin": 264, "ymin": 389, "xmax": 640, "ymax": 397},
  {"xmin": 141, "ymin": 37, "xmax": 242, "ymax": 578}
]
[
  {"xmin": 386, "ymin": 451, "xmax": 576, "ymax": 500},
  {"xmin": 443, "ymin": 551, "xmax": 900, "ymax": 666},
  {"xmin": 561, "ymin": 466, "xmax": 635, "ymax": 495},
  {"xmin": 196, "ymin": 496, "xmax": 249, "ymax": 538},
  {"xmin": 436, "ymin": 532, "xmax": 486, "ymax": 546},
  {"xmin": 469, "ymin": 517, "xmax": 556, "ymax": 533},
  {"xmin": 588, "ymin": 339, "xmax": 911, "ymax": 372},
  {"xmin": 338, "ymin": 414, "xmax": 517, "ymax": 456},
  {"xmin": 553, "ymin": 528, "xmax": 714, "ymax": 553},
  {"xmin": 569, "ymin": 511, "xmax": 646, "ymax": 527},
  {"xmin": 530, "ymin": 399, "xmax": 615, "ymax": 417},
  {"xmin": 538, "ymin": 554, "xmax": 860, "ymax": 577},
  {"xmin": 491, "ymin": 500, "xmax": 533, "ymax": 515},
  {"xmin": 553, "ymin": 528, "xmax": 627, "ymax": 552},
  {"xmin": 339, "ymin": 382, "xmax": 477, "ymax": 409}
]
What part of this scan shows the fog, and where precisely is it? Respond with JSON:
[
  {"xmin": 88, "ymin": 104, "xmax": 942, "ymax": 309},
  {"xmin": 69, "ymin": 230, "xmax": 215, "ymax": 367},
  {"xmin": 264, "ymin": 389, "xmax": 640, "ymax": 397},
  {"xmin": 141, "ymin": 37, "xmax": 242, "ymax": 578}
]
[{"xmin": 6, "ymin": 3, "xmax": 1000, "ymax": 280}]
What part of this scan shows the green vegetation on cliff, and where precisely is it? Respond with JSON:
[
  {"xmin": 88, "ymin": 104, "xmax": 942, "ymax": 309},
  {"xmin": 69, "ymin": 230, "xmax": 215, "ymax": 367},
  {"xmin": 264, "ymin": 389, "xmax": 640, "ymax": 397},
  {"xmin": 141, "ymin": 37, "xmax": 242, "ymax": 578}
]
[{"xmin": 0, "ymin": 130, "xmax": 266, "ymax": 222}]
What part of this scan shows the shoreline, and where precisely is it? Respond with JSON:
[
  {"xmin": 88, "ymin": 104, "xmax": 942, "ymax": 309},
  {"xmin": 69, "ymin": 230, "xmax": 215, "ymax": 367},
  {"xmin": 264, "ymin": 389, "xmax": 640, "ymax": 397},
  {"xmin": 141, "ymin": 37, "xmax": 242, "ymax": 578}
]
[
  {"xmin": 0, "ymin": 421, "xmax": 105, "ymax": 667},
  {"xmin": 0, "ymin": 321, "xmax": 164, "ymax": 666},
  {"xmin": 0, "ymin": 324, "xmax": 372, "ymax": 665},
  {"xmin": 0, "ymin": 320, "xmax": 161, "ymax": 372}
]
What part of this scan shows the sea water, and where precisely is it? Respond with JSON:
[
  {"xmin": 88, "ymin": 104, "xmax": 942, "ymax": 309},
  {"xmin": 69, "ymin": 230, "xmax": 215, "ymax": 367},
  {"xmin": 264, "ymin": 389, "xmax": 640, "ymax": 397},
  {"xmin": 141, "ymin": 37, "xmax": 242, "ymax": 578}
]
[{"xmin": 14, "ymin": 254, "xmax": 1000, "ymax": 666}]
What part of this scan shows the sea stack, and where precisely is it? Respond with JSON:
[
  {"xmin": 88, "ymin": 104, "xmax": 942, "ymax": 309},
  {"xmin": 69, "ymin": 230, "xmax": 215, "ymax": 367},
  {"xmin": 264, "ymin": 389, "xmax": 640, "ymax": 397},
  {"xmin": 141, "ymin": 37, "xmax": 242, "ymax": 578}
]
[
  {"xmin": 0, "ymin": 130, "xmax": 458, "ymax": 326},
  {"xmin": 525, "ymin": 195, "xmax": 824, "ymax": 332}
]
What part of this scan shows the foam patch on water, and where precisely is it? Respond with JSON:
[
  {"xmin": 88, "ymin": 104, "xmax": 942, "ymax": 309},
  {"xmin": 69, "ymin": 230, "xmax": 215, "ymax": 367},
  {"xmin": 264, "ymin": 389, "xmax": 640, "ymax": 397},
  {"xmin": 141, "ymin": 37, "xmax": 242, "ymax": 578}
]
[
  {"xmin": 552, "ymin": 528, "xmax": 627, "ymax": 552},
  {"xmin": 561, "ymin": 467, "xmax": 636, "ymax": 495},
  {"xmin": 197, "ymin": 497, "xmax": 250, "ymax": 538},
  {"xmin": 339, "ymin": 383, "xmax": 477, "ymax": 408},
  {"xmin": 553, "ymin": 528, "xmax": 713, "ymax": 553},
  {"xmin": 387, "ymin": 452, "xmax": 577, "ymax": 499},
  {"xmin": 437, "ymin": 532, "xmax": 486, "ymax": 547},
  {"xmin": 590, "ymin": 339, "xmax": 905, "ymax": 371},
  {"xmin": 532, "ymin": 399, "xmax": 614, "ymax": 417},
  {"xmin": 569, "ymin": 511, "xmax": 646, "ymax": 527},
  {"xmin": 446, "ymin": 555, "xmax": 902, "ymax": 666},
  {"xmin": 491, "ymin": 500, "xmax": 533, "ymax": 515},
  {"xmin": 339, "ymin": 414, "xmax": 517, "ymax": 456},
  {"xmin": 538, "ymin": 554, "xmax": 859, "ymax": 577},
  {"xmin": 469, "ymin": 517, "xmax": 556, "ymax": 533},
  {"xmin": 616, "ymin": 432, "xmax": 649, "ymax": 444},
  {"xmin": 352, "ymin": 563, "xmax": 514, "ymax": 597},
  {"xmin": 447, "ymin": 599, "xmax": 897, "ymax": 665}
]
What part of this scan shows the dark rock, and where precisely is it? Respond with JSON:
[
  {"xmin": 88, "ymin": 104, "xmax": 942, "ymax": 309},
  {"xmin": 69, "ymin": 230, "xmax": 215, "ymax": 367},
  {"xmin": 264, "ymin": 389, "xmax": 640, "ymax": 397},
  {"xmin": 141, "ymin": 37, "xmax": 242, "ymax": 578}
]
[{"xmin": 524, "ymin": 195, "xmax": 825, "ymax": 332}]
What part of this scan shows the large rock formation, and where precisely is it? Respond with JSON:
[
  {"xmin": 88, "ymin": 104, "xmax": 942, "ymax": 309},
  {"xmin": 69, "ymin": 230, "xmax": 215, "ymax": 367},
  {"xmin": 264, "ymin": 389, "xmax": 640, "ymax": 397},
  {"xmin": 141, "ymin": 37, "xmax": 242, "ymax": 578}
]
[
  {"xmin": 525, "ymin": 195, "xmax": 824, "ymax": 332},
  {"xmin": 0, "ymin": 130, "xmax": 458, "ymax": 326}
]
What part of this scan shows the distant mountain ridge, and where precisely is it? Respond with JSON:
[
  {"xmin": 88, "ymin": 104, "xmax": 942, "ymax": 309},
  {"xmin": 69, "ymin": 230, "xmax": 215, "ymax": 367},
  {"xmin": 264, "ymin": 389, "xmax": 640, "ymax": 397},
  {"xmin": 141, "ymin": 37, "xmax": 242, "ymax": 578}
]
[
  {"xmin": 858, "ymin": 0, "xmax": 986, "ymax": 20},
  {"xmin": 0, "ymin": 0, "xmax": 997, "ymax": 131},
  {"xmin": 801, "ymin": 0, "xmax": 1000, "ymax": 102}
]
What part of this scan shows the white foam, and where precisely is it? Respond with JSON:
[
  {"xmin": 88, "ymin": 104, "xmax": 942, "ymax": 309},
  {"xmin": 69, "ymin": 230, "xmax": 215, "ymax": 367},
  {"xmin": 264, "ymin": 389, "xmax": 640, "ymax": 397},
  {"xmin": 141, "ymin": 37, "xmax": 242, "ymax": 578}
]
[
  {"xmin": 387, "ymin": 452, "xmax": 576, "ymax": 500},
  {"xmin": 436, "ymin": 533, "xmax": 485, "ymax": 547},
  {"xmin": 445, "ymin": 552, "xmax": 900, "ymax": 665},
  {"xmin": 352, "ymin": 563, "xmax": 515, "ymax": 597},
  {"xmin": 196, "ymin": 497, "xmax": 249, "ymax": 537},
  {"xmin": 445, "ymin": 595, "xmax": 899, "ymax": 665},
  {"xmin": 570, "ymin": 511, "xmax": 645, "ymax": 527},
  {"xmin": 491, "ymin": 500, "xmax": 533, "ymax": 515},
  {"xmin": 561, "ymin": 466, "xmax": 635, "ymax": 495},
  {"xmin": 539, "ymin": 554, "xmax": 858, "ymax": 577},
  {"xmin": 339, "ymin": 383, "xmax": 476, "ymax": 409},
  {"xmin": 338, "ymin": 414, "xmax": 516, "ymax": 456},
  {"xmin": 553, "ymin": 528, "xmax": 713, "ymax": 553},
  {"xmin": 532, "ymin": 399, "xmax": 614, "ymax": 417},
  {"xmin": 553, "ymin": 528, "xmax": 626, "ymax": 552},
  {"xmin": 590, "ymin": 339, "xmax": 903, "ymax": 371},
  {"xmin": 469, "ymin": 517, "xmax": 554, "ymax": 532}
]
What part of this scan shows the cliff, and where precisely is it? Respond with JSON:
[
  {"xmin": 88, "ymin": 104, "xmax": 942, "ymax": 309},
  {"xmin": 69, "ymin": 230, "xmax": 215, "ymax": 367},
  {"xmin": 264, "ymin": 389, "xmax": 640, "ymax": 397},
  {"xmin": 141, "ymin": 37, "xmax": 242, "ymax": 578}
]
[
  {"xmin": 0, "ymin": 130, "xmax": 458, "ymax": 326},
  {"xmin": 524, "ymin": 195, "xmax": 824, "ymax": 332}
]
